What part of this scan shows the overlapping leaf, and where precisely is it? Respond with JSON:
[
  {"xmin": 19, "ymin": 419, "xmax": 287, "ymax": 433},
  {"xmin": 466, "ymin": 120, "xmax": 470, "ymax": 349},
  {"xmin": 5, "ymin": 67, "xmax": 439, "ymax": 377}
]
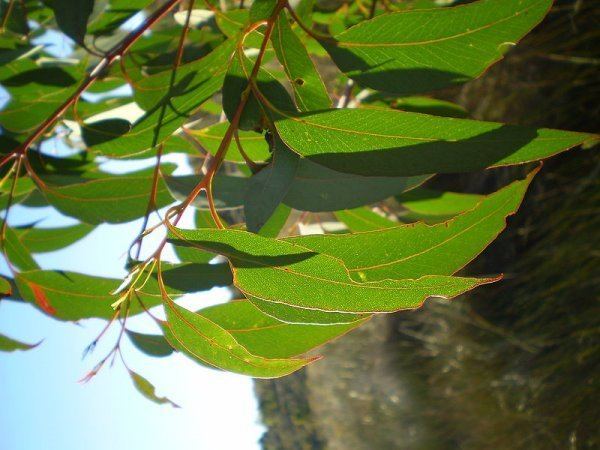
[
  {"xmin": 324, "ymin": 0, "xmax": 552, "ymax": 94},
  {"xmin": 168, "ymin": 227, "xmax": 492, "ymax": 314},
  {"xmin": 274, "ymin": 108, "xmax": 593, "ymax": 176}
]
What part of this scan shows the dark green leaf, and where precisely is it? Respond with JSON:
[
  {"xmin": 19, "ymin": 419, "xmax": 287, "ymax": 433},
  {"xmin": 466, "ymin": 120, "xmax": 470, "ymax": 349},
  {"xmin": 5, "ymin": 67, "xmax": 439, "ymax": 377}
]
[
  {"xmin": 245, "ymin": 140, "xmax": 299, "ymax": 233},
  {"xmin": 43, "ymin": 0, "xmax": 95, "ymax": 44},
  {"xmin": 283, "ymin": 157, "xmax": 428, "ymax": 211},
  {"xmin": 127, "ymin": 330, "xmax": 174, "ymax": 357}
]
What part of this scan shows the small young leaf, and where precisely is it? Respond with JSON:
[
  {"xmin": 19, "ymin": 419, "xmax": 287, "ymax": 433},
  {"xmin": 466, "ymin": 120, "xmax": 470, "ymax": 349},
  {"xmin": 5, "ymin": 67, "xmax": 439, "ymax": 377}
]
[
  {"xmin": 128, "ymin": 369, "xmax": 179, "ymax": 407},
  {"xmin": 0, "ymin": 334, "xmax": 39, "ymax": 353}
]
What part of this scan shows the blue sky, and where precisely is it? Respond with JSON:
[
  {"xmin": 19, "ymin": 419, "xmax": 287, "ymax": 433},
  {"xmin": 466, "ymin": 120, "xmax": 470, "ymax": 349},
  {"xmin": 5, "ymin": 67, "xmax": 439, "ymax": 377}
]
[
  {"xmin": 0, "ymin": 188, "xmax": 266, "ymax": 450},
  {"xmin": 0, "ymin": 14, "xmax": 266, "ymax": 449}
]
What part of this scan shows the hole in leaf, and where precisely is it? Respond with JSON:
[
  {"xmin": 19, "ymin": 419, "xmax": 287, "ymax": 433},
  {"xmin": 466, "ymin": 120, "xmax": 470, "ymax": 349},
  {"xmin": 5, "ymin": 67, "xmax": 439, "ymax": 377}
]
[{"xmin": 294, "ymin": 78, "xmax": 305, "ymax": 86}]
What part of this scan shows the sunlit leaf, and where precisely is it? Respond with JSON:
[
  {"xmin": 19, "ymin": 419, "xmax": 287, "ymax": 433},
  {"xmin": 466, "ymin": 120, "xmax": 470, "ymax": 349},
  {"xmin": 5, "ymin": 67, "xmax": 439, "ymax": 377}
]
[
  {"xmin": 324, "ymin": 0, "xmax": 553, "ymax": 94},
  {"xmin": 127, "ymin": 369, "xmax": 179, "ymax": 407},
  {"xmin": 275, "ymin": 108, "xmax": 593, "ymax": 176},
  {"xmin": 0, "ymin": 333, "xmax": 39, "ymax": 352},
  {"xmin": 161, "ymin": 299, "xmax": 315, "ymax": 378}
]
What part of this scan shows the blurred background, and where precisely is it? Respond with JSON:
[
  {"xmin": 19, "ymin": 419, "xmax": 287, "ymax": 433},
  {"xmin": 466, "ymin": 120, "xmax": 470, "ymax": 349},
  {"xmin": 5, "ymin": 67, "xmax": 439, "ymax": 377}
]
[{"xmin": 1, "ymin": 1, "xmax": 598, "ymax": 449}]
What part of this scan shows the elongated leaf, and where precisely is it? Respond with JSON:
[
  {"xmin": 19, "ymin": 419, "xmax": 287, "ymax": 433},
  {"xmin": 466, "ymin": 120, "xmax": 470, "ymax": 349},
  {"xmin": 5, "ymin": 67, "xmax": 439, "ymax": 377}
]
[
  {"xmin": 128, "ymin": 369, "xmax": 179, "ymax": 407},
  {"xmin": 83, "ymin": 39, "xmax": 235, "ymax": 157},
  {"xmin": 397, "ymin": 188, "xmax": 484, "ymax": 223},
  {"xmin": 248, "ymin": 296, "xmax": 367, "ymax": 325},
  {"xmin": 245, "ymin": 140, "xmax": 299, "ymax": 233},
  {"xmin": 334, "ymin": 207, "xmax": 396, "ymax": 232},
  {"xmin": 15, "ymin": 223, "xmax": 95, "ymax": 253},
  {"xmin": 272, "ymin": 11, "xmax": 331, "ymax": 111},
  {"xmin": 324, "ymin": 0, "xmax": 552, "ymax": 94},
  {"xmin": 168, "ymin": 228, "xmax": 493, "ymax": 314},
  {"xmin": 12, "ymin": 262, "xmax": 224, "ymax": 321},
  {"xmin": 187, "ymin": 122, "xmax": 271, "ymax": 163},
  {"xmin": 256, "ymin": 204, "xmax": 291, "ymax": 238},
  {"xmin": 250, "ymin": 0, "xmax": 277, "ymax": 22},
  {"xmin": 14, "ymin": 270, "xmax": 159, "ymax": 320},
  {"xmin": 274, "ymin": 108, "xmax": 594, "ymax": 176},
  {"xmin": 0, "ymin": 334, "xmax": 39, "ymax": 352},
  {"xmin": 283, "ymin": 158, "xmax": 428, "ymax": 212},
  {"xmin": 161, "ymin": 299, "xmax": 315, "ymax": 378},
  {"xmin": 201, "ymin": 299, "xmax": 366, "ymax": 358},
  {"xmin": 43, "ymin": 168, "xmax": 175, "ymax": 224},
  {"xmin": 287, "ymin": 172, "xmax": 537, "ymax": 282},
  {"xmin": 127, "ymin": 330, "xmax": 174, "ymax": 358},
  {"xmin": 3, "ymin": 227, "xmax": 40, "ymax": 272}
]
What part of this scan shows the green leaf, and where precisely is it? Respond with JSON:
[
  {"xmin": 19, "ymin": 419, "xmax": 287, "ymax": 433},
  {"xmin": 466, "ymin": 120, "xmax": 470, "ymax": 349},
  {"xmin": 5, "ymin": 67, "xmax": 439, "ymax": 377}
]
[
  {"xmin": 126, "ymin": 330, "xmax": 174, "ymax": 358},
  {"xmin": 13, "ymin": 264, "xmax": 219, "ymax": 321},
  {"xmin": 168, "ymin": 227, "xmax": 492, "ymax": 314},
  {"xmin": 363, "ymin": 95, "xmax": 469, "ymax": 118},
  {"xmin": 187, "ymin": 122, "xmax": 271, "ymax": 163},
  {"xmin": 15, "ymin": 223, "xmax": 95, "ymax": 253},
  {"xmin": 223, "ymin": 49, "xmax": 296, "ymax": 131},
  {"xmin": 3, "ymin": 227, "xmax": 40, "ymax": 272},
  {"xmin": 13, "ymin": 270, "xmax": 144, "ymax": 320},
  {"xmin": 166, "ymin": 174, "xmax": 247, "ymax": 211},
  {"xmin": 201, "ymin": 299, "xmax": 366, "ymax": 358},
  {"xmin": 256, "ymin": 203, "xmax": 291, "ymax": 238},
  {"xmin": 396, "ymin": 188, "xmax": 484, "ymax": 223},
  {"xmin": 283, "ymin": 158, "xmax": 428, "ymax": 212},
  {"xmin": 245, "ymin": 140, "xmax": 299, "ymax": 233},
  {"xmin": 127, "ymin": 369, "xmax": 179, "ymax": 407},
  {"xmin": 274, "ymin": 108, "xmax": 594, "ymax": 177},
  {"xmin": 42, "ymin": 0, "xmax": 95, "ymax": 44},
  {"xmin": 0, "ymin": 276, "xmax": 12, "ymax": 297},
  {"xmin": 172, "ymin": 211, "xmax": 219, "ymax": 263},
  {"xmin": 0, "ymin": 61, "xmax": 84, "ymax": 133},
  {"xmin": 250, "ymin": 0, "xmax": 277, "ymax": 22},
  {"xmin": 287, "ymin": 171, "xmax": 537, "ymax": 282},
  {"xmin": 248, "ymin": 296, "xmax": 367, "ymax": 325},
  {"xmin": 272, "ymin": 11, "xmax": 331, "ymax": 111},
  {"xmin": 83, "ymin": 39, "xmax": 235, "ymax": 158},
  {"xmin": 87, "ymin": 0, "xmax": 153, "ymax": 36},
  {"xmin": 161, "ymin": 299, "xmax": 315, "ymax": 378},
  {"xmin": 334, "ymin": 207, "xmax": 396, "ymax": 232},
  {"xmin": 0, "ymin": 333, "xmax": 39, "ymax": 352},
  {"xmin": 43, "ymin": 167, "xmax": 175, "ymax": 224},
  {"xmin": 324, "ymin": 0, "xmax": 552, "ymax": 94}
]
